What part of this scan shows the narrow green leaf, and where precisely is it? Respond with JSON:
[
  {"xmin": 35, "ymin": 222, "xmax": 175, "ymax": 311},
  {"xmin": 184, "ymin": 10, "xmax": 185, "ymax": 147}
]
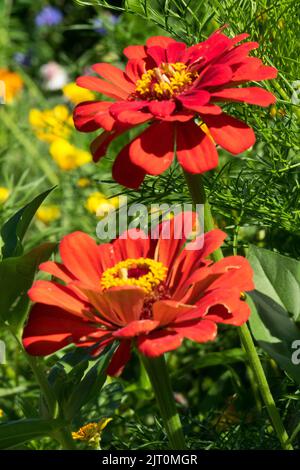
[
  {"xmin": 1, "ymin": 187, "xmax": 55, "ymax": 258},
  {"xmin": 64, "ymin": 345, "xmax": 116, "ymax": 419},
  {"xmin": 0, "ymin": 418, "xmax": 64, "ymax": 450},
  {"xmin": 0, "ymin": 242, "xmax": 56, "ymax": 329}
]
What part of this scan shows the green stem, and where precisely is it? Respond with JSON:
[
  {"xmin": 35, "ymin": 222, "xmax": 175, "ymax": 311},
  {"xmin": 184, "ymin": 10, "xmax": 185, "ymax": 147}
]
[
  {"xmin": 10, "ymin": 330, "xmax": 75, "ymax": 449},
  {"xmin": 141, "ymin": 355, "xmax": 186, "ymax": 449},
  {"xmin": 183, "ymin": 171, "xmax": 293, "ymax": 450},
  {"xmin": 25, "ymin": 354, "xmax": 58, "ymax": 418},
  {"xmin": 239, "ymin": 323, "xmax": 292, "ymax": 450}
]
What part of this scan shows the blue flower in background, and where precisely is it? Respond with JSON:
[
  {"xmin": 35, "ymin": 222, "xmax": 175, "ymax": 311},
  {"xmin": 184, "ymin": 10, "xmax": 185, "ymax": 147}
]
[
  {"xmin": 14, "ymin": 51, "xmax": 32, "ymax": 67},
  {"xmin": 35, "ymin": 6, "xmax": 63, "ymax": 27},
  {"xmin": 93, "ymin": 18, "xmax": 107, "ymax": 36},
  {"xmin": 93, "ymin": 14, "xmax": 121, "ymax": 35}
]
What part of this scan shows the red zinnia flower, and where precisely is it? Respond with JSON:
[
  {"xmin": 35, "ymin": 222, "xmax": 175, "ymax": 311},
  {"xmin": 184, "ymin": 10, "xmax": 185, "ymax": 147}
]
[
  {"xmin": 22, "ymin": 213, "xmax": 254, "ymax": 376},
  {"xmin": 73, "ymin": 30, "xmax": 277, "ymax": 189}
]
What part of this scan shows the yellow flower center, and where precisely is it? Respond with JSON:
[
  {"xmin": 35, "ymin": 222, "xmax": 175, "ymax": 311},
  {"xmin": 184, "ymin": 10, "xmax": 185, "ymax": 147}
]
[
  {"xmin": 72, "ymin": 418, "xmax": 112, "ymax": 445},
  {"xmin": 101, "ymin": 258, "xmax": 168, "ymax": 294},
  {"xmin": 135, "ymin": 62, "xmax": 198, "ymax": 100}
]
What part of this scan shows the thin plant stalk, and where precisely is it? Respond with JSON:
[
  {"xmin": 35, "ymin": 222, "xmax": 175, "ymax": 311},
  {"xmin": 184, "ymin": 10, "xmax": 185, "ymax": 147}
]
[
  {"xmin": 183, "ymin": 171, "xmax": 293, "ymax": 451},
  {"xmin": 141, "ymin": 354, "xmax": 186, "ymax": 450}
]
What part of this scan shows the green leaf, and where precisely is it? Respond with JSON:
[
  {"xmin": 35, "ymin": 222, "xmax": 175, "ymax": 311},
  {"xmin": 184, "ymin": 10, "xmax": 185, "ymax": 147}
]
[
  {"xmin": 0, "ymin": 418, "xmax": 64, "ymax": 450},
  {"xmin": 1, "ymin": 187, "xmax": 55, "ymax": 258},
  {"xmin": 248, "ymin": 244, "xmax": 300, "ymax": 322},
  {"xmin": 248, "ymin": 245, "xmax": 300, "ymax": 384},
  {"xmin": 64, "ymin": 345, "xmax": 116, "ymax": 419},
  {"xmin": 248, "ymin": 294, "xmax": 300, "ymax": 385},
  {"xmin": 0, "ymin": 242, "xmax": 56, "ymax": 330}
]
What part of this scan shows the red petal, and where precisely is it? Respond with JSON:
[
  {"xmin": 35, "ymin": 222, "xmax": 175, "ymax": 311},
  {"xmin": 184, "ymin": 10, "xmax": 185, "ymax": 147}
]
[
  {"xmin": 178, "ymin": 90, "xmax": 210, "ymax": 112},
  {"xmin": 153, "ymin": 300, "xmax": 194, "ymax": 327},
  {"xmin": 73, "ymin": 285, "xmax": 123, "ymax": 327},
  {"xmin": 129, "ymin": 122, "xmax": 175, "ymax": 175},
  {"xmin": 155, "ymin": 211, "xmax": 197, "ymax": 269},
  {"xmin": 113, "ymin": 228, "xmax": 150, "ymax": 259},
  {"xmin": 172, "ymin": 318, "xmax": 217, "ymax": 342},
  {"xmin": 210, "ymin": 255, "xmax": 254, "ymax": 292},
  {"xmin": 107, "ymin": 340, "xmax": 131, "ymax": 376},
  {"xmin": 73, "ymin": 101, "xmax": 115, "ymax": 132},
  {"xmin": 112, "ymin": 143, "xmax": 146, "ymax": 189},
  {"xmin": 233, "ymin": 61, "xmax": 278, "ymax": 82},
  {"xmin": 206, "ymin": 300, "xmax": 250, "ymax": 326},
  {"xmin": 167, "ymin": 42, "xmax": 186, "ymax": 62},
  {"xmin": 103, "ymin": 286, "xmax": 145, "ymax": 324},
  {"xmin": 212, "ymin": 87, "xmax": 276, "ymax": 107},
  {"xmin": 125, "ymin": 59, "xmax": 146, "ymax": 82},
  {"xmin": 219, "ymin": 42, "xmax": 259, "ymax": 66},
  {"xmin": 230, "ymin": 33, "xmax": 250, "ymax": 46},
  {"xmin": 28, "ymin": 280, "xmax": 89, "ymax": 317},
  {"xmin": 90, "ymin": 126, "xmax": 130, "ymax": 162},
  {"xmin": 191, "ymin": 104, "xmax": 222, "ymax": 115},
  {"xmin": 22, "ymin": 304, "xmax": 98, "ymax": 356},
  {"xmin": 203, "ymin": 113, "xmax": 256, "ymax": 154},
  {"xmin": 147, "ymin": 46, "xmax": 167, "ymax": 65},
  {"xmin": 197, "ymin": 65, "xmax": 232, "ymax": 88},
  {"xmin": 169, "ymin": 229, "xmax": 227, "ymax": 296},
  {"xmin": 124, "ymin": 45, "xmax": 146, "ymax": 59},
  {"xmin": 76, "ymin": 76, "xmax": 128, "ymax": 100},
  {"xmin": 91, "ymin": 63, "xmax": 135, "ymax": 91},
  {"xmin": 138, "ymin": 330, "xmax": 182, "ymax": 357},
  {"xmin": 148, "ymin": 100, "xmax": 176, "ymax": 118},
  {"xmin": 146, "ymin": 36, "xmax": 176, "ymax": 48},
  {"xmin": 109, "ymin": 100, "xmax": 152, "ymax": 125},
  {"xmin": 39, "ymin": 261, "xmax": 75, "ymax": 284},
  {"xmin": 114, "ymin": 320, "xmax": 159, "ymax": 338},
  {"xmin": 176, "ymin": 120, "xmax": 218, "ymax": 173},
  {"xmin": 59, "ymin": 231, "xmax": 103, "ymax": 286}
]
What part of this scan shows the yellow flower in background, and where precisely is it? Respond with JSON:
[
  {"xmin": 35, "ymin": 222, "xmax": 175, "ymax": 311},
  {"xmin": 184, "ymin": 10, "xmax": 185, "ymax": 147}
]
[
  {"xmin": 29, "ymin": 105, "xmax": 73, "ymax": 143},
  {"xmin": 77, "ymin": 177, "xmax": 91, "ymax": 188},
  {"xmin": 50, "ymin": 139, "xmax": 91, "ymax": 170},
  {"xmin": 0, "ymin": 187, "xmax": 9, "ymax": 204},
  {"xmin": 36, "ymin": 205, "xmax": 61, "ymax": 224},
  {"xmin": 72, "ymin": 418, "xmax": 112, "ymax": 448},
  {"xmin": 0, "ymin": 409, "xmax": 4, "ymax": 418},
  {"xmin": 63, "ymin": 82, "xmax": 95, "ymax": 105},
  {"xmin": 85, "ymin": 191, "xmax": 119, "ymax": 217},
  {"xmin": 0, "ymin": 69, "xmax": 23, "ymax": 103}
]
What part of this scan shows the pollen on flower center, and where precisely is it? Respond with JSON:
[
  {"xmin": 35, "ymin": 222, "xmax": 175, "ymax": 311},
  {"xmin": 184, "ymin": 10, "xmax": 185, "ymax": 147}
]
[
  {"xmin": 100, "ymin": 258, "xmax": 168, "ymax": 294},
  {"xmin": 134, "ymin": 62, "xmax": 198, "ymax": 100}
]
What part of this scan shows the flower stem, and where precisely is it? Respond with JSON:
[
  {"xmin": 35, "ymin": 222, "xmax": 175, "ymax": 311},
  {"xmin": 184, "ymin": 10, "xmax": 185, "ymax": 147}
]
[
  {"xmin": 239, "ymin": 323, "xmax": 292, "ymax": 450},
  {"xmin": 10, "ymin": 330, "xmax": 76, "ymax": 449},
  {"xmin": 141, "ymin": 354, "xmax": 186, "ymax": 449},
  {"xmin": 183, "ymin": 171, "xmax": 293, "ymax": 450}
]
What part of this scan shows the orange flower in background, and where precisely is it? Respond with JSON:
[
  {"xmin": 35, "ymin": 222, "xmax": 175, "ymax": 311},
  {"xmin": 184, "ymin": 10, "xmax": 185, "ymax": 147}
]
[
  {"xmin": 23, "ymin": 212, "xmax": 254, "ymax": 376},
  {"xmin": 0, "ymin": 69, "xmax": 23, "ymax": 103},
  {"xmin": 74, "ymin": 30, "xmax": 277, "ymax": 189}
]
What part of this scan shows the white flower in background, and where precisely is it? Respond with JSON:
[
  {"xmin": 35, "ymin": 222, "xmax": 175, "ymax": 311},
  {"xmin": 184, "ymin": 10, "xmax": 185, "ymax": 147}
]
[
  {"xmin": 40, "ymin": 61, "xmax": 68, "ymax": 90},
  {"xmin": 291, "ymin": 80, "xmax": 300, "ymax": 105}
]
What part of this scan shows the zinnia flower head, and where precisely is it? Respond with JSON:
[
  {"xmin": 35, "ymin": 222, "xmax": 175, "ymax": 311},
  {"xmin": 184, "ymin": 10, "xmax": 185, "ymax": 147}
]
[
  {"xmin": 74, "ymin": 30, "xmax": 277, "ymax": 189},
  {"xmin": 23, "ymin": 212, "xmax": 254, "ymax": 376}
]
